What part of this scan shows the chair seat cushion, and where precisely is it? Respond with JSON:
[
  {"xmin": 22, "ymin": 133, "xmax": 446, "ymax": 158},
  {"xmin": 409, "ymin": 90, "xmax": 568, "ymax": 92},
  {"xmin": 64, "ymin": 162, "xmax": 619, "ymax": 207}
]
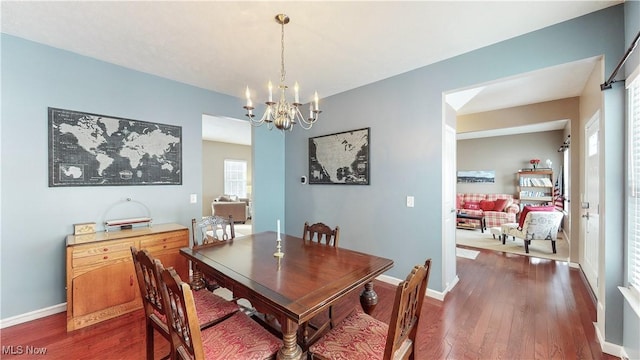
[
  {"xmin": 309, "ymin": 310, "xmax": 389, "ymax": 360},
  {"xmin": 200, "ymin": 312, "xmax": 281, "ymax": 359},
  {"xmin": 193, "ymin": 290, "xmax": 239, "ymax": 326}
]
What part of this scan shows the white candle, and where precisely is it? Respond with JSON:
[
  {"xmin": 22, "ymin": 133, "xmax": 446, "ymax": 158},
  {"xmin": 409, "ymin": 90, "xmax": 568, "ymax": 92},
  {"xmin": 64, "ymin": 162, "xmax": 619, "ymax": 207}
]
[
  {"xmin": 277, "ymin": 219, "xmax": 281, "ymax": 239},
  {"xmin": 294, "ymin": 82, "xmax": 300, "ymax": 103},
  {"xmin": 314, "ymin": 91, "xmax": 319, "ymax": 110},
  {"xmin": 268, "ymin": 81, "xmax": 273, "ymax": 102},
  {"xmin": 245, "ymin": 86, "xmax": 252, "ymax": 107}
]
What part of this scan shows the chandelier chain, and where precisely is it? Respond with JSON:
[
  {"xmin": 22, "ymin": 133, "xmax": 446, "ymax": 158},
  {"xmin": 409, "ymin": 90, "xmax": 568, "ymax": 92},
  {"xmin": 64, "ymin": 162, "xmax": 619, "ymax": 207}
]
[{"xmin": 280, "ymin": 20, "xmax": 286, "ymax": 84}]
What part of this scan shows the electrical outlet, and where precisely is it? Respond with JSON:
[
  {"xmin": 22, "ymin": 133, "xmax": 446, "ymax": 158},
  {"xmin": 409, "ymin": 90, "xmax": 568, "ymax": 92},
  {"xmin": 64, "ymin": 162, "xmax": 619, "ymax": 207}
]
[
  {"xmin": 190, "ymin": 194, "xmax": 197, "ymax": 204},
  {"xmin": 406, "ymin": 196, "xmax": 414, "ymax": 208}
]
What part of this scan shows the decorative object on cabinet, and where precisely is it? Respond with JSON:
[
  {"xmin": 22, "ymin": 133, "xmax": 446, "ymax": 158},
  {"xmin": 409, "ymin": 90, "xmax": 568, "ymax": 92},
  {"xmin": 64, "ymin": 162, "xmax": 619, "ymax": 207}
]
[
  {"xmin": 73, "ymin": 222, "xmax": 96, "ymax": 235},
  {"xmin": 309, "ymin": 127, "xmax": 369, "ymax": 185},
  {"xmin": 65, "ymin": 223, "xmax": 188, "ymax": 331},
  {"xmin": 48, "ymin": 107, "xmax": 182, "ymax": 187},
  {"xmin": 103, "ymin": 198, "xmax": 152, "ymax": 231},
  {"xmin": 516, "ymin": 169, "xmax": 554, "ymax": 210}
]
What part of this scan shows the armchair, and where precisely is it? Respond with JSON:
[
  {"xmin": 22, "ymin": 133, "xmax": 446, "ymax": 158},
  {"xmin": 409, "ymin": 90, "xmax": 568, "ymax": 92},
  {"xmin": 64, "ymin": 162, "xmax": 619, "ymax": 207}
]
[{"xmin": 501, "ymin": 211, "xmax": 563, "ymax": 254}]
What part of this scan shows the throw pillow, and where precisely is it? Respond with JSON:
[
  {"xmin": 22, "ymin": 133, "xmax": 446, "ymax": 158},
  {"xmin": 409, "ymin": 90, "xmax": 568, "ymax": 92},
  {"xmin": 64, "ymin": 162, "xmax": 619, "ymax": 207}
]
[
  {"xmin": 479, "ymin": 200, "xmax": 495, "ymax": 211},
  {"xmin": 463, "ymin": 201, "xmax": 480, "ymax": 210},
  {"xmin": 518, "ymin": 205, "xmax": 555, "ymax": 228},
  {"xmin": 493, "ymin": 198, "xmax": 509, "ymax": 212}
]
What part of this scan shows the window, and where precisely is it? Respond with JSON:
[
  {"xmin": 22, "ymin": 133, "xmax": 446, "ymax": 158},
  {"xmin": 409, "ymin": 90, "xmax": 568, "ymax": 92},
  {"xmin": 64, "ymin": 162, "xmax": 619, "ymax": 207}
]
[
  {"xmin": 628, "ymin": 65, "xmax": 640, "ymax": 292},
  {"xmin": 224, "ymin": 160, "xmax": 247, "ymax": 198}
]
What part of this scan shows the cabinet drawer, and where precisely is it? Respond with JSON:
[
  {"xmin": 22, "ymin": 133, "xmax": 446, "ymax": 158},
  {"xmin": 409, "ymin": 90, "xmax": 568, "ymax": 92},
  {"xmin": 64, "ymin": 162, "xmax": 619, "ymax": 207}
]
[
  {"xmin": 140, "ymin": 231, "xmax": 188, "ymax": 252},
  {"xmin": 72, "ymin": 241, "xmax": 134, "ymax": 268}
]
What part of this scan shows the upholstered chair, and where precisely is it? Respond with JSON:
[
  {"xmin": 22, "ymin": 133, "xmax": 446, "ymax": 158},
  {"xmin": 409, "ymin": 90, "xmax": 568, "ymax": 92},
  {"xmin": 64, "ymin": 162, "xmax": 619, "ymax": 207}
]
[
  {"xmin": 309, "ymin": 259, "xmax": 432, "ymax": 360},
  {"xmin": 130, "ymin": 247, "xmax": 239, "ymax": 360},
  {"xmin": 501, "ymin": 211, "xmax": 563, "ymax": 253},
  {"xmin": 190, "ymin": 216, "xmax": 235, "ymax": 290},
  {"xmin": 158, "ymin": 266, "xmax": 281, "ymax": 360}
]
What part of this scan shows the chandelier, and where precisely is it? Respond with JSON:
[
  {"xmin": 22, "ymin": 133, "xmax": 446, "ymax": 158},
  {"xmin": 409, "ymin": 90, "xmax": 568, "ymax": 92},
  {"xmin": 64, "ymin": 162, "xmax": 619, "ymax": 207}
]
[{"xmin": 243, "ymin": 14, "xmax": 321, "ymax": 131}]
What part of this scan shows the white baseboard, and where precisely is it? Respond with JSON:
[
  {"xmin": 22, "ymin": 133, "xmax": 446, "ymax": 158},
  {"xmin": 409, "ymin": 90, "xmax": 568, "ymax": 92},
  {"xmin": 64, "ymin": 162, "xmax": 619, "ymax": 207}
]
[
  {"xmin": 376, "ymin": 274, "xmax": 446, "ymax": 302},
  {"xmin": 593, "ymin": 321, "xmax": 628, "ymax": 358},
  {"xmin": 0, "ymin": 303, "xmax": 66, "ymax": 329}
]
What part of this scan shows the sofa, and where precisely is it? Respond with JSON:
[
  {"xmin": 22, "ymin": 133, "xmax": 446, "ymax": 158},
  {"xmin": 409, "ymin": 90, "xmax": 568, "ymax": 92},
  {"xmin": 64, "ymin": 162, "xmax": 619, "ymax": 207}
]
[
  {"xmin": 211, "ymin": 195, "xmax": 248, "ymax": 223},
  {"xmin": 456, "ymin": 193, "xmax": 520, "ymax": 228}
]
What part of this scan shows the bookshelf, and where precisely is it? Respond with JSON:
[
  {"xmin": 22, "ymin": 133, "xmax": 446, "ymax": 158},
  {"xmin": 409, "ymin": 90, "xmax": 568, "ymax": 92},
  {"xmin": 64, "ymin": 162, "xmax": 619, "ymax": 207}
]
[{"xmin": 516, "ymin": 169, "xmax": 554, "ymax": 208}]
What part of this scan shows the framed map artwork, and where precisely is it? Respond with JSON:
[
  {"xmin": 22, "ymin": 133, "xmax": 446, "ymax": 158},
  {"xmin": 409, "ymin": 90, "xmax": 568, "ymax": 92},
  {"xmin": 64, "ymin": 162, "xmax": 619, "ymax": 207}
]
[
  {"xmin": 308, "ymin": 127, "xmax": 369, "ymax": 185},
  {"xmin": 48, "ymin": 107, "xmax": 182, "ymax": 187}
]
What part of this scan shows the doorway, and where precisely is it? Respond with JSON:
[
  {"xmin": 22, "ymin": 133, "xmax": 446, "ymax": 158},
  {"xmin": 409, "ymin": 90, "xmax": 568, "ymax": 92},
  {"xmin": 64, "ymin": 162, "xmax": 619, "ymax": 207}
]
[{"xmin": 201, "ymin": 115, "xmax": 253, "ymax": 231}]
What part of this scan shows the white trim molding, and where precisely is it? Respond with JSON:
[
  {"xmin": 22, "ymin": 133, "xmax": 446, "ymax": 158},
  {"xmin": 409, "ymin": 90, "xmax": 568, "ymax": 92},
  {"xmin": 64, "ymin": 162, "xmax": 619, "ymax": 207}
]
[
  {"xmin": 593, "ymin": 322, "xmax": 629, "ymax": 359},
  {"xmin": 0, "ymin": 303, "xmax": 66, "ymax": 329},
  {"xmin": 376, "ymin": 274, "xmax": 447, "ymax": 302}
]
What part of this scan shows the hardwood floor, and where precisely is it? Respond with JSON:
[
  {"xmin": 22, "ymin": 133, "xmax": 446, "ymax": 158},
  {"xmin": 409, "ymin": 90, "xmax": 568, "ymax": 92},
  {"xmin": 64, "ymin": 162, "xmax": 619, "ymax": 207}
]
[{"xmin": 0, "ymin": 247, "xmax": 617, "ymax": 359}]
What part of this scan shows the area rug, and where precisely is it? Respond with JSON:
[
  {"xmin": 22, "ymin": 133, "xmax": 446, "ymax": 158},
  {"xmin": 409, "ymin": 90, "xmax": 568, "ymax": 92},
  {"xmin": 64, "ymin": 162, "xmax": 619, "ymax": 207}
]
[
  {"xmin": 456, "ymin": 248, "xmax": 480, "ymax": 260},
  {"xmin": 456, "ymin": 228, "xmax": 569, "ymax": 262}
]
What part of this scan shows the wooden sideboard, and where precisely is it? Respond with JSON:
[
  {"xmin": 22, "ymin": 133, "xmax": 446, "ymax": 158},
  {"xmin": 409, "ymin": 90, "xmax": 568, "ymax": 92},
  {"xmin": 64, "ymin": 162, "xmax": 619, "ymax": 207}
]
[{"xmin": 65, "ymin": 223, "xmax": 189, "ymax": 331}]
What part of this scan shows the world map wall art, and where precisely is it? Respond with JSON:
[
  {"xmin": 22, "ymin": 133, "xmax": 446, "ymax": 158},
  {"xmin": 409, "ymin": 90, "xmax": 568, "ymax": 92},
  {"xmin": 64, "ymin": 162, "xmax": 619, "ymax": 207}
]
[
  {"xmin": 48, "ymin": 107, "xmax": 182, "ymax": 187},
  {"xmin": 308, "ymin": 127, "xmax": 369, "ymax": 185}
]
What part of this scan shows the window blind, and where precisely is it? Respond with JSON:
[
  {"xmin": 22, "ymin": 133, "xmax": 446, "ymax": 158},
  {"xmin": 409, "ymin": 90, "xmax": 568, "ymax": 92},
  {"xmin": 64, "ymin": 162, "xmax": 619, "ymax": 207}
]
[{"xmin": 629, "ymin": 70, "xmax": 640, "ymax": 291}]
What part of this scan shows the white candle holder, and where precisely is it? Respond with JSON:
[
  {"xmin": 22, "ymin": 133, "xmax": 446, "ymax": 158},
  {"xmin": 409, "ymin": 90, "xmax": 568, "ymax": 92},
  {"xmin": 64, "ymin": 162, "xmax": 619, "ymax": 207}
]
[{"xmin": 274, "ymin": 237, "xmax": 284, "ymax": 258}]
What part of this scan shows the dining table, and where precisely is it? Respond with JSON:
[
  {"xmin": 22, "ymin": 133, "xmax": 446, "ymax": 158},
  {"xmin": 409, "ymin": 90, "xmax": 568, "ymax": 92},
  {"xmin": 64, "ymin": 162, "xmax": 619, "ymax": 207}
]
[{"xmin": 180, "ymin": 231, "xmax": 394, "ymax": 360}]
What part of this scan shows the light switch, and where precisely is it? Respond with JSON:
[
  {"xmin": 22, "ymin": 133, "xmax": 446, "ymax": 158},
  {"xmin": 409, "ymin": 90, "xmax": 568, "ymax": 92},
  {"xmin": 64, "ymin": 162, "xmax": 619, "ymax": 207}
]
[
  {"xmin": 406, "ymin": 196, "xmax": 414, "ymax": 208},
  {"xmin": 190, "ymin": 194, "xmax": 197, "ymax": 204}
]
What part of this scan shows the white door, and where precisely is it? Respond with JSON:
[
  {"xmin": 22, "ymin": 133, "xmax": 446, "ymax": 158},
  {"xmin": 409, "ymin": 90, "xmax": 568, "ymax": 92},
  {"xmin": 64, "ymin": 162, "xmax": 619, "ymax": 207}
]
[
  {"xmin": 442, "ymin": 124, "xmax": 457, "ymax": 291},
  {"xmin": 582, "ymin": 113, "xmax": 600, "ymax": 294}
]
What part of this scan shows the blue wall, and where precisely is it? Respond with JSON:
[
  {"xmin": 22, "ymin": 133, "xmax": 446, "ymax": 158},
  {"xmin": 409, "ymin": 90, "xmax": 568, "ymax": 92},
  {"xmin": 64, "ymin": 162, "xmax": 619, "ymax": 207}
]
[
  {"xmin": 284, "ymin": 4, "xmax": 627, "ymax": 346},
  {"xmin": 0, "ymin": 34, "xmax": 285, "ymax": 318}
]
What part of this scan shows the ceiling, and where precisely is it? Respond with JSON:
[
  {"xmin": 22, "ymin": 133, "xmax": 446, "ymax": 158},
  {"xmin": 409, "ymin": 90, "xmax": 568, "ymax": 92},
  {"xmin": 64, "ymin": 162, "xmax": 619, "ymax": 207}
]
[{"xmin": 1, "ymin": 1, "xmax": 620, "ymax": 143}]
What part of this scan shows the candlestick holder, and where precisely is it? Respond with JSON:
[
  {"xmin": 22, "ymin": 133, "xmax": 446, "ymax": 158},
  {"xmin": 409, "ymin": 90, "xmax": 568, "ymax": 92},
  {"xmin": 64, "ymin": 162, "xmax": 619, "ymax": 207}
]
[{"xmin": 274, "ymin": 236, "xmax": 284, "ymax": 258}]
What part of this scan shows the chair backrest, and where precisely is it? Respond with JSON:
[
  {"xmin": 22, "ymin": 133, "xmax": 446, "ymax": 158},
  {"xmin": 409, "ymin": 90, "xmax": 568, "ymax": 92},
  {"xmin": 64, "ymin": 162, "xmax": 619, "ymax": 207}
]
[
  {"xmin": 302, "ymin": 222, "xmax": 340, "ymax": 247},
  {"xmin": 522, "ymin": 211, "xmax": 564, "ymax": 240},
  {"xmin": 191, "ymin": 215, "xmax": 235, "ymax": 247},
  {"xmin": 159, "ymin": 266, "xmax": 203, "ymax": 360},
  {"xmin": 131, "ymin": 246, "xmax": 166, "ymax": 321},
  {"xmin": 384, "ymin": 258, "xmax": 432, "ymax": 360}
]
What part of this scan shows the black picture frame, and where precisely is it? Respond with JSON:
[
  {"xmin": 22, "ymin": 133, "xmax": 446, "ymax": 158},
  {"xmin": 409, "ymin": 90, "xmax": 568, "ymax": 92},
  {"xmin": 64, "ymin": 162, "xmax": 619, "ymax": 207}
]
[
  {"xmin": 48, "ymin": 107, "xmax": 182, "ymax": 187},
  {"xmin": 308, "ymin": 127, "xmax": 369, "ymax": 185}
]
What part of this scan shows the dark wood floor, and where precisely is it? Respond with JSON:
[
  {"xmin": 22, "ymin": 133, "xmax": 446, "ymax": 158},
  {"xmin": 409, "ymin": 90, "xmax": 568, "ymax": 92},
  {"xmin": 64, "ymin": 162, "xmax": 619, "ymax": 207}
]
[{"xmin": 0, "ymin": 247, "xmax": 618, "ymax": 359}]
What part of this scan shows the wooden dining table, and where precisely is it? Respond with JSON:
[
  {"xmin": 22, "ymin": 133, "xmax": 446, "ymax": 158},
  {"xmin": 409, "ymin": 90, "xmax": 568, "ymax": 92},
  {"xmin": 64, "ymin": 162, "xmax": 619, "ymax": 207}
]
[{"xmin": 180, "ymin": 231, "xmax": 394, "ymax": 360}]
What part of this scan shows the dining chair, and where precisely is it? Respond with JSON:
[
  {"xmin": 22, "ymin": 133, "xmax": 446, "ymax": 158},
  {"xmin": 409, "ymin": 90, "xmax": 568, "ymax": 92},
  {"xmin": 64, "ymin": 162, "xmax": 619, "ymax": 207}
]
[
  {"xmin": 130, "ymin": 247, "xmax": 240, "ymax": 360},
  {"xmin": 302, "ymin": 221, "xmax": 340, "ymax": 246},
  {"xmin": 299, "ymin": 221, "xmax": 341, "ymax": 348},
  {"xmin": 158, "ymin": 265, "xmax": 282, "ymax": 360},
  {"xmin": 309, "ymin": 258, "xmax": 432, "ymax": 360},
  {"xmin": 190, "ymin": 216, "xmax": 235, "ymax": 291}
]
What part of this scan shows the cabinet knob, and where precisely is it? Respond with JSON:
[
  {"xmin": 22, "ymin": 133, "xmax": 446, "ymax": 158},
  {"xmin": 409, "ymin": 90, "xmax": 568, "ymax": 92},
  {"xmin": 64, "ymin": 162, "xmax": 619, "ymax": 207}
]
[
  {"xmin": 103, "ymin": 248, "xmax": 108, "ymax": 252},
  {"xmin": 103, "ymin": 255, "xmax": 108, "ymax": 260},
  {"xmin": 130, "ymin": 275, "xmax": 134, "ymax": 286}
]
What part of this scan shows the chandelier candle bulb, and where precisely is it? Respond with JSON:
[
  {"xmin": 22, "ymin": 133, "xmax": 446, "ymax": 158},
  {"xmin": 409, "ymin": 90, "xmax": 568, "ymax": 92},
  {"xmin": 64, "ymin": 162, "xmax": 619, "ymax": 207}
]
[
  {"xmin": 268, "ymin": 81, "xmax": 273, "ymax": 102},
  {"xmin": 277, "ymin": 219, "xmax": 281, "ymax": 240},
  {"xmin": 314, "ymin": 91, "xmax": 319, "ymax": 111},
  {"xmin": 245, "ymin": 87, "xmax": 252, "ymax": 107},
  {"xmin": 294, "ymin": 82, "xmax": 299, "ymax": 103}
]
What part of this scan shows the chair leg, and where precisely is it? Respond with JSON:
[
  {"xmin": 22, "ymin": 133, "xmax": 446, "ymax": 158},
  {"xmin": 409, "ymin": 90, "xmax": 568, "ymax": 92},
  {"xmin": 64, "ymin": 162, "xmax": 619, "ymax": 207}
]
[
  {"xmin": 525, "ymin": 240, "xmax": 530, "ymax": 253},
  {"xmin": 502, "ymin": 234, "xmax": 506, "ymax": 245},
  {"xmin": 146, "ymin": 322, "xmax": 154, "ymax": 360},
  {"xmin": 552, "ymin": 240, "xmax": 557, "ymax": 254}
]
